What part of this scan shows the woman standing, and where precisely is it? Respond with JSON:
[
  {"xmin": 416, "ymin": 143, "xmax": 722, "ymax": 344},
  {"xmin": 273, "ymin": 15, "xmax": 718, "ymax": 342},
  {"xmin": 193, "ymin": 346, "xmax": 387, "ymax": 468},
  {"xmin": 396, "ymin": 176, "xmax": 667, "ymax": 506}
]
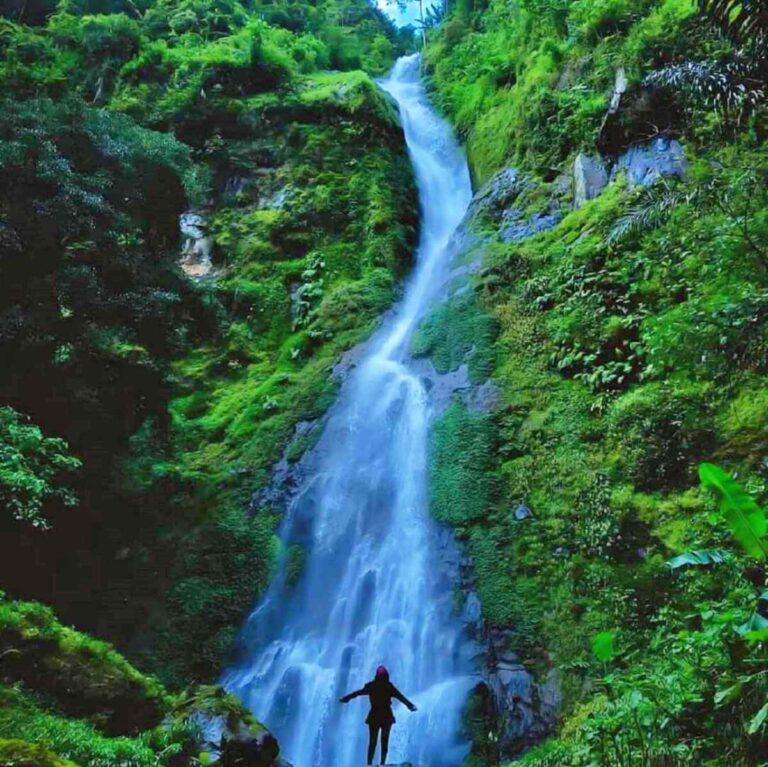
[{"xmin": 339, "ymin": 666, "xmax": 418, "ymax": 765}]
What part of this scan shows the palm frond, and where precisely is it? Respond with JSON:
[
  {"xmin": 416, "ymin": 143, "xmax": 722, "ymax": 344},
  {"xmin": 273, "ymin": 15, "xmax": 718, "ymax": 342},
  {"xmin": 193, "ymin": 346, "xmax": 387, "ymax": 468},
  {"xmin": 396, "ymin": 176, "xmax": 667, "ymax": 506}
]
[
  {"xmin": 644, "ymin": 55, "xmax": 767, "ymax": 116},
  {"xmin": 698, "ymin": 0, "xmax": 768, "ymax": 45},
  {"xmin": 608, "ymin": 182, "xmax": 694, "ymax": 245}
]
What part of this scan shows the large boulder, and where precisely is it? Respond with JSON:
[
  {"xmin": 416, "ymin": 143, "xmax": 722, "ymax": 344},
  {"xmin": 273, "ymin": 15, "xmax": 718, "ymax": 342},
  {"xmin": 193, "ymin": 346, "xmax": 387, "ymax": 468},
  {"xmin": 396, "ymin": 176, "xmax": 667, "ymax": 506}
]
[
  {"xmin": 173, "ymin": 685, "xmax": 285, "ymax": 767},
  {"xmin": 0, "ymin": 597, "xmax": 169, "ymax": 735}
]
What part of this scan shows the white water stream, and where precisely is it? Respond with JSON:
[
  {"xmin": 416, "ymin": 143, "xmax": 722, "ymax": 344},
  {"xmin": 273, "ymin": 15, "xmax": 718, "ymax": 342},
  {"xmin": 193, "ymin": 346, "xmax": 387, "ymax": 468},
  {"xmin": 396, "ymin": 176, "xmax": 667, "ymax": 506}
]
[{"xmin": 223, "ymin": 54, "xmax": 478, "ymax": 767}]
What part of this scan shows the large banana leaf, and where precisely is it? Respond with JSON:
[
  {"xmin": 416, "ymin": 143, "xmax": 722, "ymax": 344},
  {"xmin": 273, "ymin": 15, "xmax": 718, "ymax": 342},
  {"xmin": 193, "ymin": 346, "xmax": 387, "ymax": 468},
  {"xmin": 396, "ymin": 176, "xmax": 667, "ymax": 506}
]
[
  {"xmin": 665, "ymin": 549, "xmax": 732, "ymax": 569},
  {"xmin": 699, "ymin": 463, "xmax": 767, "ymax": 560}
]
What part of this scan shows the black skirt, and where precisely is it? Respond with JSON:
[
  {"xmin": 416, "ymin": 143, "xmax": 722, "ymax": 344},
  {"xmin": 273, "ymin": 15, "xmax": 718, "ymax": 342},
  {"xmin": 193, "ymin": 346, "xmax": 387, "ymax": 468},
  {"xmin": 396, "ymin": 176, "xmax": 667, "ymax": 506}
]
[{"xmin": 366, "ymin": 707, "xmax": 395, "ymax": 726}]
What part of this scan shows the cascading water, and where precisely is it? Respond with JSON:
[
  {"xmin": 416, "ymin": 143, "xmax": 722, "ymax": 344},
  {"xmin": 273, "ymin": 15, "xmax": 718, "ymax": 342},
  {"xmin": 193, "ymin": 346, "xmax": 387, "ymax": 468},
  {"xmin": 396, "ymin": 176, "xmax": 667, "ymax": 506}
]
[{"xmin": 223, "ymin": 54, "xmax": 478, "ymax": 767}]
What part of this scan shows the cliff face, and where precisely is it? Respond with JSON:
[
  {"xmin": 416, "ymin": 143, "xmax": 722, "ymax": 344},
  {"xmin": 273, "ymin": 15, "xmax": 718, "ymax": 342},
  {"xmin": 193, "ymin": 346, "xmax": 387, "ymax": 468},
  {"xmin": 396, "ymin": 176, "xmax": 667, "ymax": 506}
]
[
  {"xmin": 419, "ymin": 0, "xmax": 768, "ymax": 763},
  {"xmin": 2, "ymin": 0, "xmax": 768, "ymax": 762}
]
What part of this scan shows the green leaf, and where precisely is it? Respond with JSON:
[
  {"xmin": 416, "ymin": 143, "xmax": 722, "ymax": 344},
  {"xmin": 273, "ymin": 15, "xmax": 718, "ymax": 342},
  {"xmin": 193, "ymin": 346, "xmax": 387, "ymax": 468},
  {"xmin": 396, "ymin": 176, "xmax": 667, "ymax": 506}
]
[
  {"xmin": 715, "ymin": 681, "xmax": 744, "ymax": 706},
  {"xmin": 747, "ymin": 701, "xmax": 768, "ymax": 735},
  {"xmin": 665, "ymin": 549, "xmax": 731, "ymax": 569},
  {"xmin": 592, "ymin": 631, "xmax": 616, "ymax": 663},
  {"xmin": 699, "ymin": 463, "xmax": 767, "ymax": 560},
  {"xmin": 736, "ymin": 611, "xmax": 768, "ymax": 637}
]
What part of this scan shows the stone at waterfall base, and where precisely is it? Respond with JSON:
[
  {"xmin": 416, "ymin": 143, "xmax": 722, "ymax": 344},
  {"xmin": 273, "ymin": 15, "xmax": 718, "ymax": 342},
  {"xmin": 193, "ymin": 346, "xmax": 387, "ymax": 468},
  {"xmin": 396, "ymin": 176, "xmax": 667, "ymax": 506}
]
[{"xmin": 171, "ymin": 685, "xmax": 285, "ymax": 767}]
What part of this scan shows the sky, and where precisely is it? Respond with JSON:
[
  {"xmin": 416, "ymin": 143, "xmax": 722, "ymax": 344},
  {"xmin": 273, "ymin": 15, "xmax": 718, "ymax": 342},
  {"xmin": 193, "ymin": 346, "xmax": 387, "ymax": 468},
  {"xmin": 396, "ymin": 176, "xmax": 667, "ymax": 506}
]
[{"xmin": 376, "ymin": 0, "xmax": 425, "ymax": 28}]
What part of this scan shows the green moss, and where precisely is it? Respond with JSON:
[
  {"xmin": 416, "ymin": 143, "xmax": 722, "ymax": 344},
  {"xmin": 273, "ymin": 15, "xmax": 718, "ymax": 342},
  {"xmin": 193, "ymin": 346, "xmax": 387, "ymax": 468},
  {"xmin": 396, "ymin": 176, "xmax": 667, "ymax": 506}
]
[
  {"xmin": 429, "ymin": 401, "xmax": 497, "ymax": 527},
  {"xmin": 412, "ymin": 291, "xmax": 498, "ymax": 384},
  {"xmin": 0, "ymin": 739, "xmax": 79, "ymax": 767},
  {"xmin": 717, "ymin": 383, "xmax": 768, "ymax": 462},
  {"xmin": 0, "ymin": 597, "xmax": 169, "ymax": 735}
]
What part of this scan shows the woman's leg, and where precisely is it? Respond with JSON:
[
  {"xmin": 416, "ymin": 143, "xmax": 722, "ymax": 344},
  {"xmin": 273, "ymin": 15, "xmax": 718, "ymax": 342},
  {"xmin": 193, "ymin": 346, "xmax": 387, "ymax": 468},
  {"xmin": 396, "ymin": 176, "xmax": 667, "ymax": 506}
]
[
  {"xmin": 380, "ymin": 723, "xmax": 392, "ymax": 765},
  {"xmin": 367, "ymin": 723, "xmax": 380, "ymax": 765}
]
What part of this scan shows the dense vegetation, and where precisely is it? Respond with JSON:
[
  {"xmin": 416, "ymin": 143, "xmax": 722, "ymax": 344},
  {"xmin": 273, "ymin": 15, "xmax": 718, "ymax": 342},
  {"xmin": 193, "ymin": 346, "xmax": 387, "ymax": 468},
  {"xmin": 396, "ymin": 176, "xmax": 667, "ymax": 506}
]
[
  {"xmin": 420, "ymin": 0, "xmax": 768, "ymax": 762},
  {"xmin": 2, "ymin": 0, "xmax": 768, "ymax": 761},
  {"xmin": 0, "ymin": 592, "xmax": 276, "ymax": 766},
  {"xmin": 0, "ymin": 0, "xmax": 417, "ymax": 756}
]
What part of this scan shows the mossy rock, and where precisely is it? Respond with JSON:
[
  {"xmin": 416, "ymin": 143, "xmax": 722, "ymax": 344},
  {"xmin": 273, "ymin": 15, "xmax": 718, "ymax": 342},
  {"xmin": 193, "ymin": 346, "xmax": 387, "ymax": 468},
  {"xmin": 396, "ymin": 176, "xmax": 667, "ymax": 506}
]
[
  {"xmin": 0, "ymin": 598, "xmax": 170, "ymax": 735},
  {"xmin": 173, "ymin": 685, "xmax": 266, "ymax": 734},
  {"xmin": 173, "ymin": 685, "xmax": 279, "ymax": 767},
  {"xmin": 0, "ymin": 739, "xmax": 79, "ymax": 767}
]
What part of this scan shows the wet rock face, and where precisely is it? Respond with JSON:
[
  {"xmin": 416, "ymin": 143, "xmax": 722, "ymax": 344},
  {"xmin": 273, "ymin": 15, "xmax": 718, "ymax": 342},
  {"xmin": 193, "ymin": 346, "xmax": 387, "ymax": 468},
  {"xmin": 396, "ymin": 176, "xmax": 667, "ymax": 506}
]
[
  {"xmin": 470, "ymin": 167, "xmax": 529, "ymax": 217},
  {"xmin": 500, "ymin": 210, "xmax": 562, "ymax": 244},
  {"xmin": 471, "ymin": 166, "xmax": 564, "ymax": 243},
  {"xmin": 484, "ymin": 637, "xmax": 560, "ymax": 755},
  {"xmin": 458, "ymin": 592, "xmax": 558, "ymax": 759},
  {"xmin": 221, "ymin": 731, "xmax": 280, "ymax": 767}
]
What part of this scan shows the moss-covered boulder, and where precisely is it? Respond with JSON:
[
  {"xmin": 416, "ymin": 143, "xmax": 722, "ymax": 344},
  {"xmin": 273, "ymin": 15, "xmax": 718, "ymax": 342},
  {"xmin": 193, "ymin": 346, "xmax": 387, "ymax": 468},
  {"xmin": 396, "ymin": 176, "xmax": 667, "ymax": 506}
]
[
  {"xmin": 173, "ymin": 685, "xmax": 280, "ymax": 767},
  {"xmin": 0, "ymin": 739, "xmax": 79, "ymax": 767},
  {"xmin": 0, "ymin": 597, "xmax": 170, "ymax": 735}
]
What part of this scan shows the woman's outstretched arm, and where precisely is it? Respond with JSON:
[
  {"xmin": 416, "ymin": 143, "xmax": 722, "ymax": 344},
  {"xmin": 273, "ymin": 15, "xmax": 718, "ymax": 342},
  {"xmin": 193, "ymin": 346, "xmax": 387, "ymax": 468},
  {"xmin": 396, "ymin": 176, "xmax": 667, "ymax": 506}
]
[
  {"xmin": 390, "ymin": 684, "xmax": 418, "ymax": 711},
  {"xmin": 339, "ymin": 687, "xmax": 366, "ymax": 703}
]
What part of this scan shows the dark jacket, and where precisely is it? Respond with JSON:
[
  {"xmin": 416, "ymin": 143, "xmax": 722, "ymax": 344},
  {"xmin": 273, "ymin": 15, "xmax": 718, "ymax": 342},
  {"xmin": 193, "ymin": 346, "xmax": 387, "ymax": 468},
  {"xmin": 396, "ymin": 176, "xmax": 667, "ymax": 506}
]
[{"xmin": 340, "ymin": 679, "xmax": 416, "ymax": 725}]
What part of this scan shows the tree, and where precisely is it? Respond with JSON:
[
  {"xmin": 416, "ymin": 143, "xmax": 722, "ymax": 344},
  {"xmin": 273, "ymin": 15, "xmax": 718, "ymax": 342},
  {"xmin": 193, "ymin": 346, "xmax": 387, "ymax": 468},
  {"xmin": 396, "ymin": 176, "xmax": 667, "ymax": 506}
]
[{"xmin": 0, "ymin": 407, "xmax": 81, "ymax": 529}]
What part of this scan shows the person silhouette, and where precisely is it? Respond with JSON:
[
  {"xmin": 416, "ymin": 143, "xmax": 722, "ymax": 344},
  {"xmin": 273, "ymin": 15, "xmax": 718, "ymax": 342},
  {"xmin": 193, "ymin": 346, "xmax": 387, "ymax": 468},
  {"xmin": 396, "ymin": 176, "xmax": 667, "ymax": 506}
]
[{"xmin": 339, "ymin": 666, "xmax": 418, "ymax": 765}]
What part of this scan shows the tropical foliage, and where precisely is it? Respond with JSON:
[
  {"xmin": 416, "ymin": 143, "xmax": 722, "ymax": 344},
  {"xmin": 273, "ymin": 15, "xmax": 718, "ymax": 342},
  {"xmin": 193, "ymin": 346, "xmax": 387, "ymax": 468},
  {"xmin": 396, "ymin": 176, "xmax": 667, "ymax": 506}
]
[
  {"xmin": 422, "ymin": 0, "xmax": 768, "ymax": 762},
  {"xmin": 0, "ymin": 0, "xmax": 416, "ymax": 703},
  {"xmin": 0, "ymin": 0, "xmax": 767, "ymax": 762}
]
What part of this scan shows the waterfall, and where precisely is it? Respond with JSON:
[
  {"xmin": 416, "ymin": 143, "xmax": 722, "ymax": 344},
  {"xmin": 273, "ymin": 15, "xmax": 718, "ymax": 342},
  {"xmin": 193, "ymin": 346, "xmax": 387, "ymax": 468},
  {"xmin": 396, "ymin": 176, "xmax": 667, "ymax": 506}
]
[{"xmin": 223, "ymin": 54, "xmax": 478, "ymax": 767}]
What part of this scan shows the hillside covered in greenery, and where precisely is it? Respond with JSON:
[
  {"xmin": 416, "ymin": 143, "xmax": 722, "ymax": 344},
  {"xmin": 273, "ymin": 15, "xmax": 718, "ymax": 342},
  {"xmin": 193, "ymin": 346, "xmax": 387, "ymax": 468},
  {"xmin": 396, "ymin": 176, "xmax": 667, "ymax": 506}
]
[{"xmin": 419, "ymin": 0, "xmax": 768, "ymax": 763}]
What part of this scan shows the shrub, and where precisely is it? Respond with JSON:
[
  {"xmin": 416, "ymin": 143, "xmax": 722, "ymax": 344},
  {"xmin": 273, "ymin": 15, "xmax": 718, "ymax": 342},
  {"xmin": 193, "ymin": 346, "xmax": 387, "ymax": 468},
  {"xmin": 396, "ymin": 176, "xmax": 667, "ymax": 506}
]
[{"xmin": 0, "ymin": 408, "xmax": 80, "ymax": 529}]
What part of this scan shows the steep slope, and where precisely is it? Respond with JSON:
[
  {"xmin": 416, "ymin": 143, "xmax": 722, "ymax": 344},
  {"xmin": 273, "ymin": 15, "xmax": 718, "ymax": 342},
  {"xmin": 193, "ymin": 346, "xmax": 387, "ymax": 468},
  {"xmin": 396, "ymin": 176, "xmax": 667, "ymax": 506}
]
[
  {"xmin": 419, "ymin": 0, "xmax": 768, "ymax": 763},
  {"xmin": 0, "ymin": 0, "xmax": 417, "ymax": 688}
]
